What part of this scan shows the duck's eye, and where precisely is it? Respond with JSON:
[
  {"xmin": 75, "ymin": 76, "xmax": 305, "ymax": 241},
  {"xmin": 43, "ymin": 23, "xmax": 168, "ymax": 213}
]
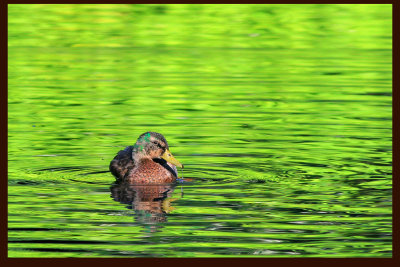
[{"xmin": 152, "ymin": 141, "xmax": 162, "ymax": 149}]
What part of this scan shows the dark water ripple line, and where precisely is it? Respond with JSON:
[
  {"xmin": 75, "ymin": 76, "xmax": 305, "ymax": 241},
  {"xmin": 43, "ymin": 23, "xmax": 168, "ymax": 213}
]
[{"xmin": 8, "ymin": 236, "xmax": 284, "ymax": 245}]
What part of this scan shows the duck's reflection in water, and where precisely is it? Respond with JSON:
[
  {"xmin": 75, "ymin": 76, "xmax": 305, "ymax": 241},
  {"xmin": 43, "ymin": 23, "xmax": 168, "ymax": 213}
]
[{"xmin": 110, "ymin": 182, "xmax": 177, "ymax": 231}]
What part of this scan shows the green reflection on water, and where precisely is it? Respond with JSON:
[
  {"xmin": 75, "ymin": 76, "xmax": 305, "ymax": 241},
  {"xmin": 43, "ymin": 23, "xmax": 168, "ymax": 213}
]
[{"xmin": 8, "ymin": 4, "xmax": 391, "ymax": 257}]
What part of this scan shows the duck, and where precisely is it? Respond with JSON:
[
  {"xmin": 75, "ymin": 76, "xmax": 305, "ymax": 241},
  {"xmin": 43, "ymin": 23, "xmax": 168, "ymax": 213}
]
[{"xmin": 109, "ymin": 132, "xmax": 183, "ymax": 184}]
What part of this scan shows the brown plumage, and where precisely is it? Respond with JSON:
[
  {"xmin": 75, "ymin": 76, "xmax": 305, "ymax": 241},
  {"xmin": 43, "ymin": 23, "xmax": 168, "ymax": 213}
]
[{"xmin": 110, "ymin": 132, "xmax": 183, "ymax": 184}]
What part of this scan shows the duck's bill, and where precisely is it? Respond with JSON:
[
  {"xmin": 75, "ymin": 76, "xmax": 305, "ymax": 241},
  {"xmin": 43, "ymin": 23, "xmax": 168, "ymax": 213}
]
[{"xmin": 161, "ymin": 149, "xmax": 184, "ymax": 168}]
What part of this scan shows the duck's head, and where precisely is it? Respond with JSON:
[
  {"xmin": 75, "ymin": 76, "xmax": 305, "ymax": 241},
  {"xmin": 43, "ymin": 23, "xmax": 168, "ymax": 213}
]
[{"xmin": 132, "ymin": 132, "xmax": 183, "ymax": 168}]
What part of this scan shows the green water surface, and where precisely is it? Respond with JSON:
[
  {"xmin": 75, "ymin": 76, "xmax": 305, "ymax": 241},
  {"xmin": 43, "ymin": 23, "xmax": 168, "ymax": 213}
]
[{"xmin": 8, "ymin": 4, "xmax": 392, "ymax": 257}]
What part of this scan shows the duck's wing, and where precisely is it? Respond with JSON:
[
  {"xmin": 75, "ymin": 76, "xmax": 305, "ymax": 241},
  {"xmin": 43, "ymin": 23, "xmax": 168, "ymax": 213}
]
[{"xmin": 109, "ymin": 146, "xmax": 135, "ymax": 179}]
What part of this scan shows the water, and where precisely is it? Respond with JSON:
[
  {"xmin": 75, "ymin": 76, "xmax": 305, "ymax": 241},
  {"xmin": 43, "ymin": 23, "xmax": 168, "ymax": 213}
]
[{"xmin": 8, "ymin": 4, "xmax": 392, "ymax": 257}]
